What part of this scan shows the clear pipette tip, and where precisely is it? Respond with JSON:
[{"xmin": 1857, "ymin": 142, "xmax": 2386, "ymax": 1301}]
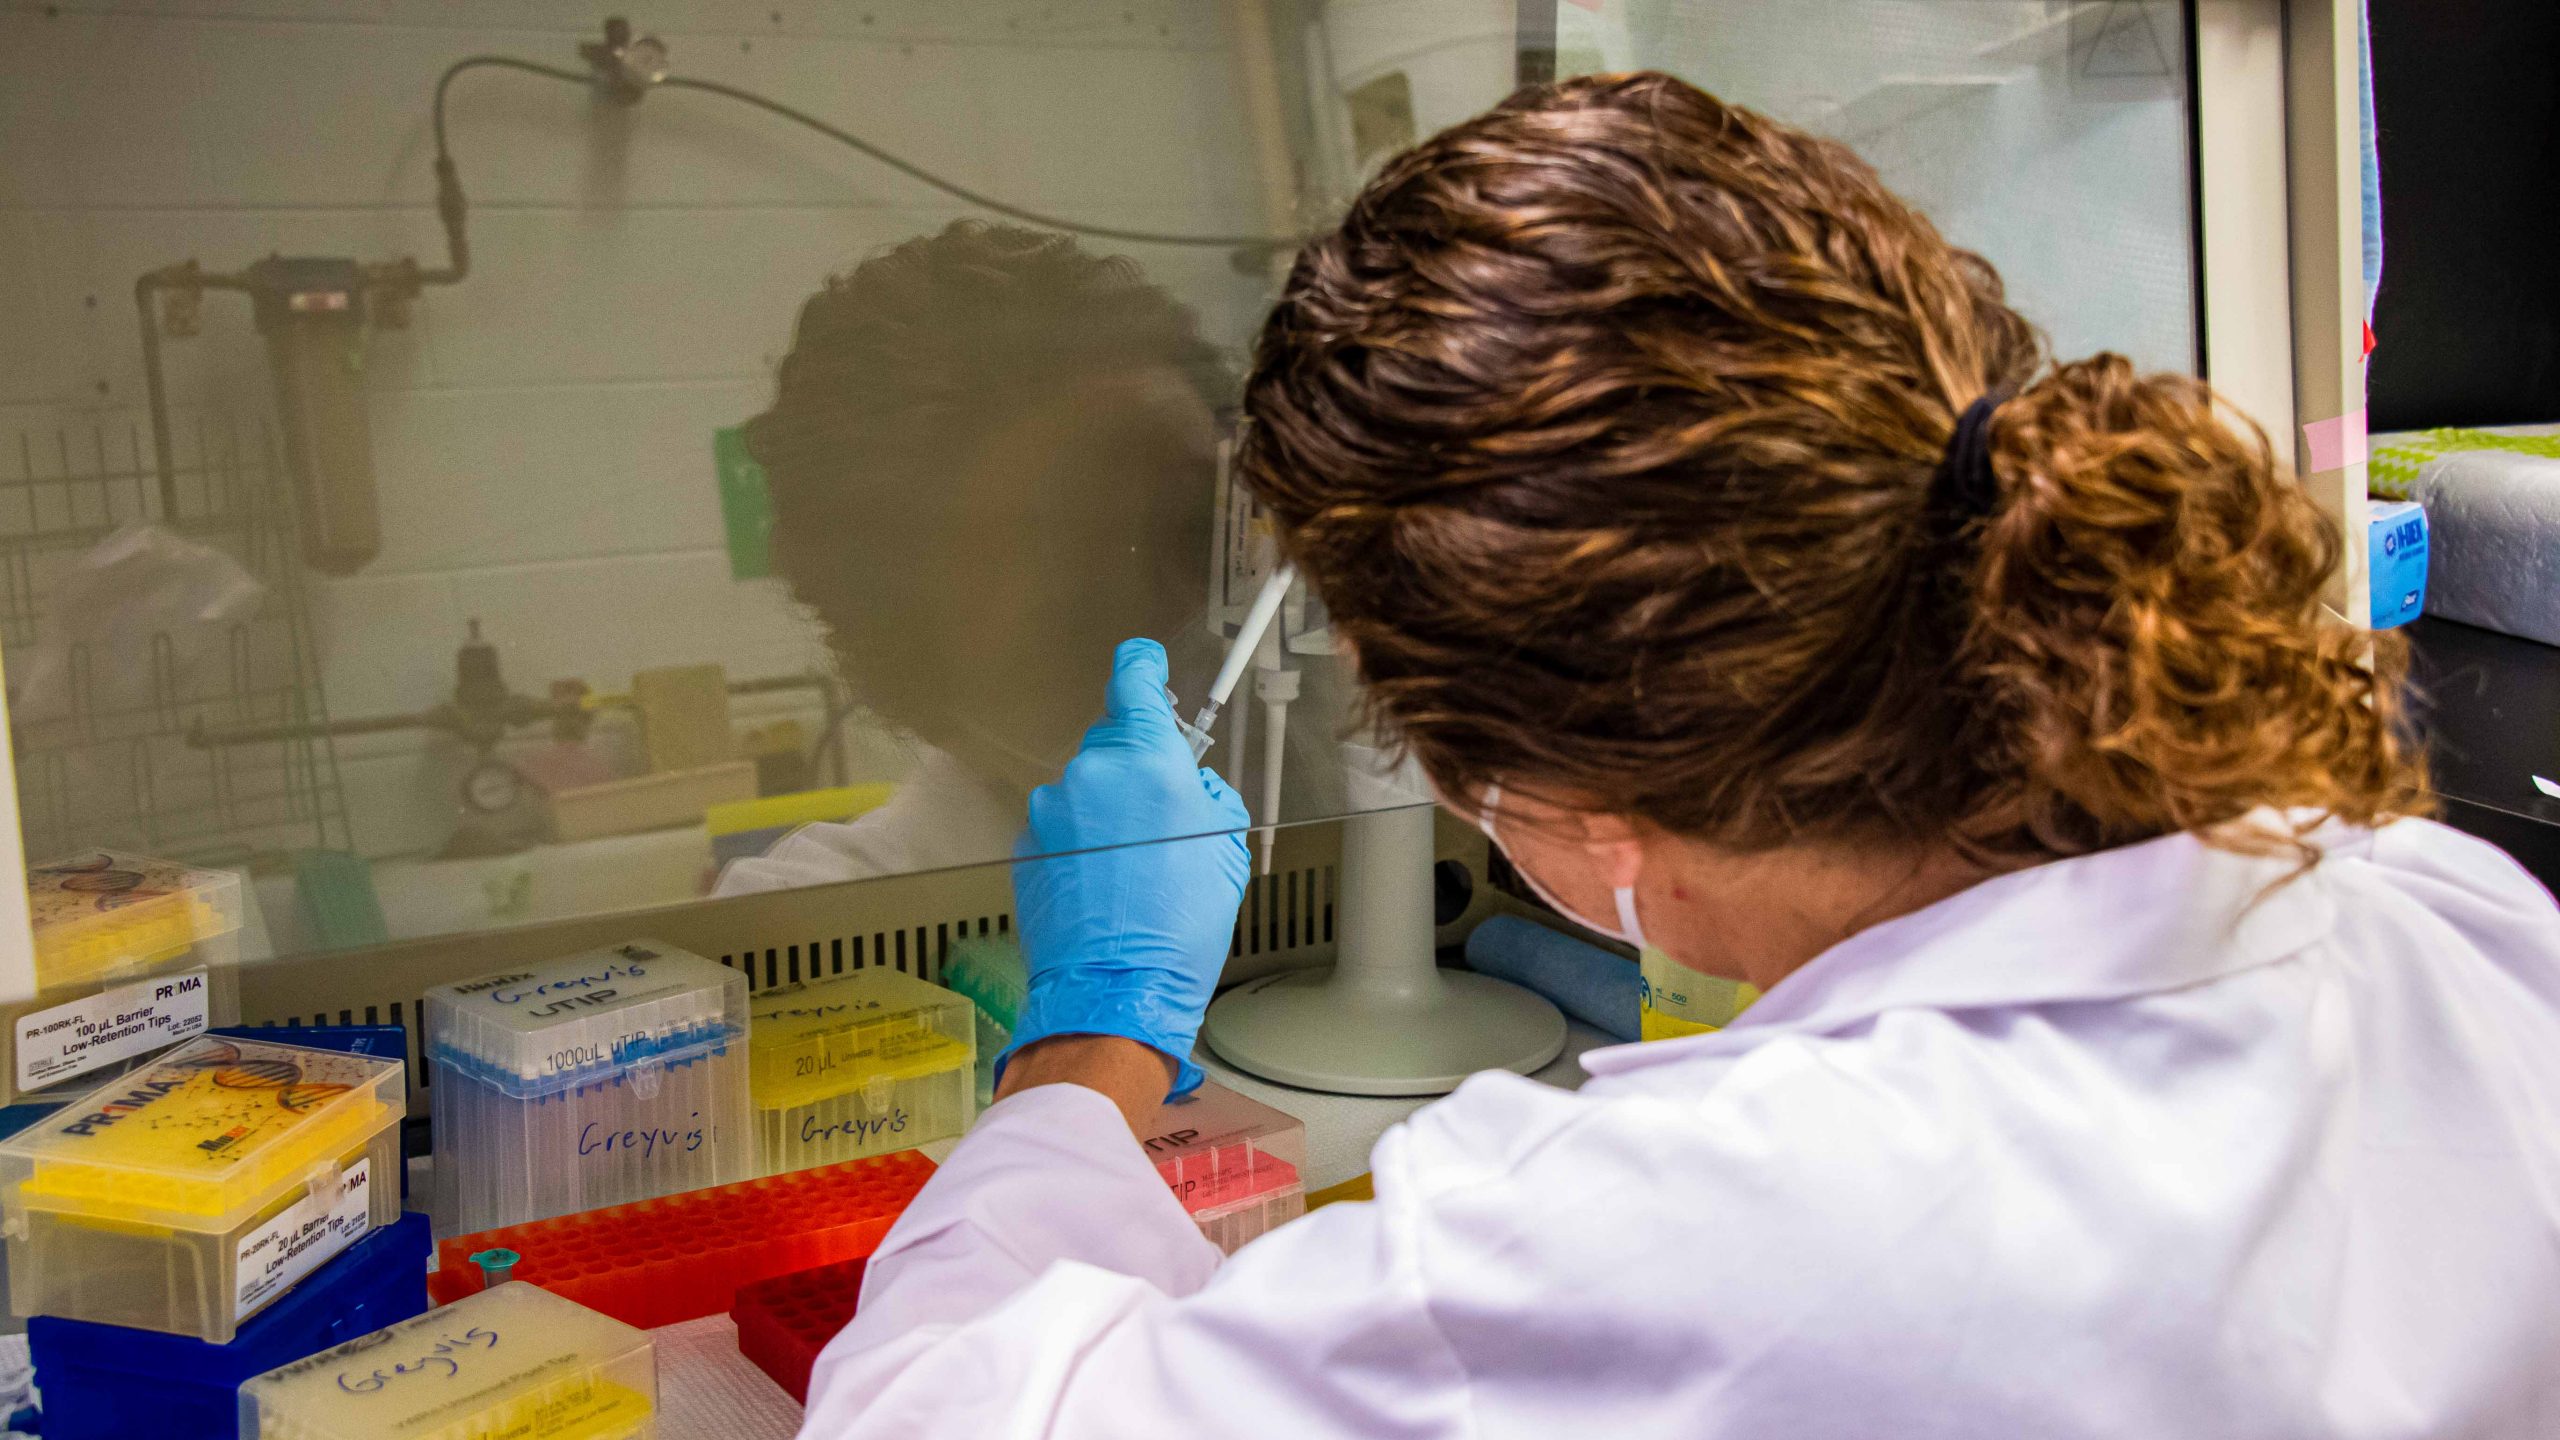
[{"xmin": 1179, "ymin": 703, "xmax": 1219, "ymax": 761}]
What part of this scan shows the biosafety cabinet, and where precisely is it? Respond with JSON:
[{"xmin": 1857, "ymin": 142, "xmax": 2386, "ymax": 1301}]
[{"xmin": 0, "ymin": 0, "xmax": 2372, "ymax": 1322}]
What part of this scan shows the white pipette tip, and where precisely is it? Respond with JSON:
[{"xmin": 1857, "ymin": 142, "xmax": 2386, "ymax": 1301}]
[{"xmin": 1178, "ymin": 566, "xmax": 1296, "ymax": 762}]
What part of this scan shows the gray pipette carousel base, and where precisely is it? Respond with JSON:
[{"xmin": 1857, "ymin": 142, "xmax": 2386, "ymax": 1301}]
[
  {"xmin": 1210, "ymin": 751, "xmax": 1566, "ymax": 1096},
  {"xmin": 1203, "ymin": 964, "xmax": 1566, "ymax": 1097}
]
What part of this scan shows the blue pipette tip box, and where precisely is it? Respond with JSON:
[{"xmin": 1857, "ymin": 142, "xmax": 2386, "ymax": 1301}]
[
  {"xmin": 2369, "ymin": 498, "xmax": 2428, "ymax": 630},
  {"xmin": 30, "ymin": 1210, "xmax": 431, "ymax": 1440}
]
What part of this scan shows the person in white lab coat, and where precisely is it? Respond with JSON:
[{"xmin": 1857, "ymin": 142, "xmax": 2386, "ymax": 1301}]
[{"xmin": 799, "ymin": 74, "xmax": 2560, "ymax": 1438}]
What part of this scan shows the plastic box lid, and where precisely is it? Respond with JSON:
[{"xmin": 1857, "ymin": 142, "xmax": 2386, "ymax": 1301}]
[
  {"xmin": 239, "ymin": 1282, "xmax": 654, "ymax": 1440},
  {"xmin": 1141, "ymin": 1081, "xmax": 1305, "ymax": 1223},
  {"xmin": 748, "ymin": 968, "xmax": 973, "ymax": 1113},
  {"xmin": 29, "ymin": 1211, "xmax": 432, "ymax": 1440},
  {"xmin": 28, "ymin": 851, "xmax": 244, "ymax": 989},
  {"xmin": 0, "ymin": 1036, "xmax": 403, "ymax": 1234},
  {"xmin": 423, "ymin": 940, "xmax": 746, "ymax": 1100}
]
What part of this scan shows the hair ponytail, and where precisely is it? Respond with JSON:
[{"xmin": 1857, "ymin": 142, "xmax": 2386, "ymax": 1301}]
[{"xmin": 1960, "ymin": 356, "xmax": 2420, "ymax": 857}]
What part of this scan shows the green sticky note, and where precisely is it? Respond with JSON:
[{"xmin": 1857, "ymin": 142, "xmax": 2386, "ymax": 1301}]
[{"xmin": 714, "ymin": 425, "xmax": 776, "ymax": 580}]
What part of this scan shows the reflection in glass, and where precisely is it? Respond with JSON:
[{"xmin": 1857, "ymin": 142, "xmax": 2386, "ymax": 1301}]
[
  {"xmin": 726, "ymin": 221, "xmax": 1228, "ymax": 891},
  {"xmin": 0, "ymin": 3, "xmax": 2195, "ymax": 969},
  {"xmin": 1597, "ymin": 0, "xmax": 2196, "ymax": 373}
]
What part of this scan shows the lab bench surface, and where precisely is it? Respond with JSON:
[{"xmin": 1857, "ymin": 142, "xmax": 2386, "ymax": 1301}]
[{"xmin": 648, "ymin": 1022, "xmax": 1613, "ymax": 1437}]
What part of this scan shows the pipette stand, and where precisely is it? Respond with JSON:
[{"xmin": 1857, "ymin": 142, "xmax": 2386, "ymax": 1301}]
[{"xmin": 1202, "ymin": 747, "xmax": 1565, "ymax": 1095}]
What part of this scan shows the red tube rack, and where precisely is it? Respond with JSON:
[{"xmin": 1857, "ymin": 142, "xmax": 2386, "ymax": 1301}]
[
  {"xmin": 731, "ymin": 1256, "xmax": 869, "ymax": 1403},
  {"xmin": 429, "ymin": 1150, "xmax": 933, "ymax": 1329}
]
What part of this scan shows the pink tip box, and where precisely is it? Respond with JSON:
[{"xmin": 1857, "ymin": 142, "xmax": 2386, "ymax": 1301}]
[{"xmin": 1139, "ymin": 1081, "xmax": 1305, "ymax": 1253}]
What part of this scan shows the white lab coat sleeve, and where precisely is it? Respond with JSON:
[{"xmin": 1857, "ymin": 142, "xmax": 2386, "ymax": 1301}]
[{"xmin": 798, "ymin": 1083, "xmax": 1472, "ymax": 1440}]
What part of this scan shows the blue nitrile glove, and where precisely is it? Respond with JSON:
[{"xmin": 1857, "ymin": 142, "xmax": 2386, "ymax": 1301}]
[{"xmin": 995, "ymin": 638, "xmax": 1251, "ymax": 1098}]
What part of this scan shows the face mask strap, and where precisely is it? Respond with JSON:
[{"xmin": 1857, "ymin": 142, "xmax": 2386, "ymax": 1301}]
[{"xmin": 1475, "ymin": 780, "xmax": 1645, "ymax": 950}]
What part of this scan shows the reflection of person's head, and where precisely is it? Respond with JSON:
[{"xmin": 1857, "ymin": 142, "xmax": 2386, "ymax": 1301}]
[{"xmin": 748, "ymin": 222, "xmax": 1225, "ymax": 791}]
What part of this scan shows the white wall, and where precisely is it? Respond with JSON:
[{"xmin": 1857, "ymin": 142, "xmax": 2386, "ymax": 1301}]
[{"xmin": 0, "ymin": 0, "xmax": 1273, "ymax": 859}]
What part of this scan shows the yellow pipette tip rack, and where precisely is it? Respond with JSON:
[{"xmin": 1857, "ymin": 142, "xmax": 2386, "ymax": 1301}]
[
  {"xmin": 748, "ymin": 967, "xmax": 976, "ymax": 1173},
  {"xmin": 240, "ymin": 1282, "xmax": 658, "ymax": 1440},
  {"xmin": 28, "ymin": 850, "xmax": 243, "ymax": 991},
  {"xmin": 0, "ymin": 1035, "xmax": 404, "ymax": 1342}
]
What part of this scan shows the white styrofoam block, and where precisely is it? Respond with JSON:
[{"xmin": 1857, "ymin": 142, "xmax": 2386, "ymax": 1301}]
[{"xmin": 2405, "ymin": 433, "xmax": 2560, "ymax": 649}]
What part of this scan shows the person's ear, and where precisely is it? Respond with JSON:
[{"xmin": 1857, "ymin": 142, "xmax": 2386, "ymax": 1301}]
[{"xmin": 1566, "ymin": 810, "xmax": 1647, "ymax": 889}]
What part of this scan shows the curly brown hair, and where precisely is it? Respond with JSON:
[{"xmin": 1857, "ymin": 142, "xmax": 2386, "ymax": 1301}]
[{"xmin": 1238, "ymin": 72, "xmax": 2421, "ymax": 863}]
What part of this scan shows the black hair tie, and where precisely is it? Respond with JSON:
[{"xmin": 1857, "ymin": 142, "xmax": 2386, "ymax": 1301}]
[{"xmin": 1934, "ymin": 394, "xmax": 2006, "ymax": 520}]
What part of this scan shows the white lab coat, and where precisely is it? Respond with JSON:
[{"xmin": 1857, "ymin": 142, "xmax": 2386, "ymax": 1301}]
[
  {"xmin": 714, "ymin": 748, "xmax": 1025, "ymax": 896},
  {"xmin": 800, "ymin": 816, "xmax": 2560, "ymax": 1438}
]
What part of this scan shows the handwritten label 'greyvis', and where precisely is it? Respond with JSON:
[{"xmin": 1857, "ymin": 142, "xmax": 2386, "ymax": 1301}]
[
  {"xmin": 801, "ymin": 1106, "xmax": 908, "ymax": 1147},
  {"xmin": 332, "ymin": 1324, "xmax": 502, "ymax": 1393},
  {"xmin": 577, "ymin": 1111, "xmax": 708, "ymax": 1162}
]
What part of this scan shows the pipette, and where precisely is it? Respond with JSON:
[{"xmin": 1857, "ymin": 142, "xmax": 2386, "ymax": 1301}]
[{"xmin": 1178, "ymin": 565, "xmax": 1296, "ymax": 761}]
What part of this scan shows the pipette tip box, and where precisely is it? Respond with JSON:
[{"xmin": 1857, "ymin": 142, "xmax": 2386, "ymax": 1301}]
[
  {"xmin": 749, "ymin": 967, "xmax": 975, "ymax": 1175},
  {"xmin": 941, "ymin": 936, "xmax": 1025, "ymax": 1107},
  {"xmin": 427, "ymin": 1149, "xmax": 934, "ymax": 1330},
  {"xmin": 0, "ymin": 1034, "xmax": 405, "ymax": 1342},
  {"xmin": 425, "ymin": 940, "xmax": 750, "ymax": 1234},
  {"xmin": 5, "ymin": 851, "xmax": 246, "ymax": 1109},
  {"xmin": 1142, "ymin": 1081, "xmax": 1305, "ymax": 1253},
  {"xmin": 30, "ymin": 1210, "xmax": 431, "ymax": 1440},
  {"xmin": 238, "ymin": 1280, "xmax": 657, "ymax": 1440},
  {"xmin": 730, "ymin": 1256, "xmax": 867, "ymax": 1404},
  {"xmin": 28, "ymin": 850, "xmax": 243, "ymax": 990}
]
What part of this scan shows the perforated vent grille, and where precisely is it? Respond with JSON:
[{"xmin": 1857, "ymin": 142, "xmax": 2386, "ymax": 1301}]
[
  {"xmin": 711, "ymin": 859, "xmax": 1331, "ymax": 994},
  {"xmin": 242, "ymin": 997, "xmax": 422, "ymax": 1095},
  {"xmin": 722, "ymin": 914, "xmax": 1008, "ymax": 992},
  {"xmin": 1237, "ymin": 863, "xmax": 1334, "ymax": 957},
  {"xmin": 235, "ymin": 863, "xmax": 1337, "ymax": 1099}
]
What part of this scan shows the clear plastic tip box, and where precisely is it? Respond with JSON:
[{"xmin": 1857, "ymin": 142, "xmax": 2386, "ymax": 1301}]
[
  {"xmin": 0, "ymin": 1035, "xmax": 404, "ymax": 1343},
  {"xmin": 1141, "ymin": 1081, "xmax": 1306, "ymax": 1253},
  {"xmin": 4, "ymin": 851, "xmax": 246, "ymax": 1108},
  {"xmin": 750, "ymin": 968, "xmax": 975, "ymax": 1175},
  {"xmin": 28, "ymin": 850, "xmax": 243, "ymax": 989},
  {"xmin": 427, "ymin": 940, "xmax": 750, "ymax": 1234},
  {"xmin": 240, "ymin": 1281, "xmax": 657, "ymax": 1440}
]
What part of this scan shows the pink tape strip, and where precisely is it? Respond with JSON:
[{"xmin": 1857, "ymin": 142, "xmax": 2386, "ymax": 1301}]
[{"xmin": 2303, "ymin": 410, "xmax": 2369, "ymax": 473}]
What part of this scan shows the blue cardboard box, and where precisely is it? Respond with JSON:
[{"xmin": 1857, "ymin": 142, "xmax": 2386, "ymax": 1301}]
[{"xmin": 2370, "ymin": 498, "xmax": 2429, "ymax": 629}]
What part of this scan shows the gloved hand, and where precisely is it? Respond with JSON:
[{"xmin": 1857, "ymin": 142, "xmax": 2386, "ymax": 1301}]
[{"xmin": 996, "ymin": 638, "xmax": 1251, "ymax": 1098}]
